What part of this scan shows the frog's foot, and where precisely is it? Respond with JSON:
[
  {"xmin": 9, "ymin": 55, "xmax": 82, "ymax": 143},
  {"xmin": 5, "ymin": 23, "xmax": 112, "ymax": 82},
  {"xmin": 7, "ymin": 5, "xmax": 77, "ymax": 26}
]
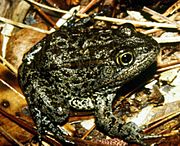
[
  {"xmin": 117, "ymin": 122, "xmax": 165, "ymax": 145},
  {"xmin": 29, "ymin": 104, "xmax": 70, "ymax": 144},
  {"xmin": 118, "ymin": 122, "xmax": 145, "ymax": 145},
  {"xmin": 36, "ymin": 114, "xmax": 74, "ymax": 145},
  {"xmin": 94, "ymin": 94, "xmax": 147, "ymax": 145}
]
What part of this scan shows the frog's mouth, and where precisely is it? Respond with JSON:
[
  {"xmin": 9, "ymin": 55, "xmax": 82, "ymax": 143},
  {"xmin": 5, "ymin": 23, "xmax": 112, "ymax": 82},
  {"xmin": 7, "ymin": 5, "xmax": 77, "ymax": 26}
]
[{"xmin": 115, "ymin": 62, "xmax": 158, "ymax": 97}]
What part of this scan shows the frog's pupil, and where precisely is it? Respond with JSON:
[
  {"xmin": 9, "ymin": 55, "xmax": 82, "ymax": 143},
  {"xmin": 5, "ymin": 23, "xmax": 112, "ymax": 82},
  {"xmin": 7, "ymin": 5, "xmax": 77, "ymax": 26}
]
[{"xmin": 121, "ymin": 52, "xmax": 133, "ymax": 65}]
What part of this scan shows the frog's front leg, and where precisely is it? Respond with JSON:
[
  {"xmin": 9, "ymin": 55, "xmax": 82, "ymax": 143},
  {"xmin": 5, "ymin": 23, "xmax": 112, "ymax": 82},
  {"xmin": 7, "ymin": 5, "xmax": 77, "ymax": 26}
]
[
  {"xmin": 28, "ymin": 105, "xmax": 62, "ymax": 142},
  {"xmin": 94, "ymin": 92, "xmax": 145, "ymax": 145},
  {"xmin": 22, "ymin": 75, "xmax": 70, "ymax": 143}
]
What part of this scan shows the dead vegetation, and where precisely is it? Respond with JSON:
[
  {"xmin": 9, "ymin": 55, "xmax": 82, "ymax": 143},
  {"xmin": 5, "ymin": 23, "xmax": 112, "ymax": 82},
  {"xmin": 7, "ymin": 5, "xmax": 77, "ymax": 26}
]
[{"xmin": 0, "ymin": 0, "xmax": 179, "ymax": 145}]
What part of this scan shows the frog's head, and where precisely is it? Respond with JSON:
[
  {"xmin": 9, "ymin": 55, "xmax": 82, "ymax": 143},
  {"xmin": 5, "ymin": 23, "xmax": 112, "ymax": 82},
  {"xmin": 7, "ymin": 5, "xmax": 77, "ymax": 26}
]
[{"xmin": 97, "ymin": 23, "xmax": 160, "ymax": 87}]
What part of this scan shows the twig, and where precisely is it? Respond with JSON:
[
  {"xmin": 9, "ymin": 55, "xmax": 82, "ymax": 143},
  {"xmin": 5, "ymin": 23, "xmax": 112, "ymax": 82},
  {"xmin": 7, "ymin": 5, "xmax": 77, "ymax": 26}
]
[
  {"xmin": 142, "ymin": 6, "xmax": 179, "ymax": 28},
  {"xmin": 0, "ymin": 16, "xmax": 50, "ymax": 34},
  {"xmin": 25, "ymin": 0, "xmax": 178, "ymax": 29},
  {"xmin": 0, "ymin": 55, "xmax": 18, "ymax": 74},
  {"xmin": 69, "ymin": 115, "xmax": 94, "ymax": 122},
  {"xmin": 154, "ymin": 36, "xmax": 180, "ymax": 43},
  {"xmin": 159, "ymin": 130, "xmax": 179, "ymax": 137},
  {"xmin": 94, "ymin": 16, "xmax": 178, "ymax": 28},
  {"xmin": 81, "ymin": 125, "xmax": 96, "ymax": 140},
  {"xmin": 32, "ymin": 3, "xmax": 58, "ymax": 28},
  {"xmin": 157, "ymin": 63, "xmax": 180, "ymax": 73},
  {"xmin": 158, "ymin": 123, "xmax": 180, "ymax": 134},
  {"xmin": 79, "ymin": 0, "xmax": 101, "ymax": 14},
  {"xmin": 163, "ymin": 0, "xmax": 180, "ymax": 16},
  {"xmin": 157, "ymin": 60, "xmax": 180, "ymax": 68},
  {"xmin": 1, "ymin": 24, "xmax": 14, "ymax": 59},
  {"xmin": 0, "ymin": 127, "xmax": 24, "ymax": 146},
  {"xmin": 0, "ymin": 107, "xmax": 37, "ymax": 137},
  {"xmin": 25, "ymin": 0, "xmax": 70, "ymax": 14},
  {"xmin": 143, "ymin": 110, "xmax": 180, "ymax": 133},
  {"xmin": 143, "ymin": 28, "xmax": 162, "ymax": 35},
  {"xmin": 0, "ymin": 79, "xmax": 25, "ymax": 99},
  {"xmin": 50, "ymin": 6, "xmax": 80, "ymax": 32},
  {"xmin": 0, "ymin": 107, "xmax": 62, "ymax": 146}
]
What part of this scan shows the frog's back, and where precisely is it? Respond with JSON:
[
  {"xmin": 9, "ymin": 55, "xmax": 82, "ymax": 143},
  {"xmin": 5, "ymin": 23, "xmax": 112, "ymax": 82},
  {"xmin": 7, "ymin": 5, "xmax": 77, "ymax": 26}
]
[{"xmin": 19, "ymin": 27, "xmax": 114, "ymax": 96}]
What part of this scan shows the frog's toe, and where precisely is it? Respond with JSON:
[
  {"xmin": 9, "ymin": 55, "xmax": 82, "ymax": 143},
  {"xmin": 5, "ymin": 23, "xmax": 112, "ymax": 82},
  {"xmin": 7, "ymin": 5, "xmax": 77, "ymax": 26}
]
[
  {"xmin": 119, "ymin": 122, "xmax": 145, "ymax": 145},
  {"xmin": 38, "ymin": 116, "xmax": 70, "ymax": 143}
]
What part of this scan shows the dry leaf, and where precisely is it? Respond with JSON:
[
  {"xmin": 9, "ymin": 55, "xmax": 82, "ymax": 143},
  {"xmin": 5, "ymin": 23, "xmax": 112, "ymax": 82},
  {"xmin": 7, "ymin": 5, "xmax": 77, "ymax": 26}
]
[{"xmin": 6, "ymin": 23, "xmax": 48, "ymax": 69}]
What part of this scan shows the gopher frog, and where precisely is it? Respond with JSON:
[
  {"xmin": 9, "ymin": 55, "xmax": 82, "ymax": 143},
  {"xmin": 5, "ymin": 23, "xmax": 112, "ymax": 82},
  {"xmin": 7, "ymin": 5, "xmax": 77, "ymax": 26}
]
[{"xmin": 18, "ymin": 17, "xmax": 159, "ymax": 145}]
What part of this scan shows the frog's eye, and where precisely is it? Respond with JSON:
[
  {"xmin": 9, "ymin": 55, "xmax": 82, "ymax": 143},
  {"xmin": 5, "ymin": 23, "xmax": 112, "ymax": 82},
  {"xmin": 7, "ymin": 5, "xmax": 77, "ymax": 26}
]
[{"xmin": 116, "ymin": 51, "xmax": 134, "ymax": 66}]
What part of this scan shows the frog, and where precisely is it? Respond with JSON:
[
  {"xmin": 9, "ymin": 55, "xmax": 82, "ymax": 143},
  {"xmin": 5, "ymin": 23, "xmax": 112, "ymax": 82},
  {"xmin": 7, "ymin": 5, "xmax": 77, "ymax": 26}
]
[{"xmin": 18, "ymin": 16, "xmax": 160, "ymax": 145}]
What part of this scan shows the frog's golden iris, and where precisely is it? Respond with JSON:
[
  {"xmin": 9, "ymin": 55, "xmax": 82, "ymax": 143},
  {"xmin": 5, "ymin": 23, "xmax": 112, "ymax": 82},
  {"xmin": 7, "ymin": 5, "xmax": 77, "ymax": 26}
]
[{"xmin": 116, "ymin": 51, "xmax": 134, "ymax": 66}]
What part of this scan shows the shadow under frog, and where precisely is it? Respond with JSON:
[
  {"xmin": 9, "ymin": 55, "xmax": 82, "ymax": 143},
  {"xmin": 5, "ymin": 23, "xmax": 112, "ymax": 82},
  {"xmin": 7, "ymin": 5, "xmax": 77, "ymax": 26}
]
[{"xmin": 18, "ymin": 16, "xmax": 160, "ymax": 145}]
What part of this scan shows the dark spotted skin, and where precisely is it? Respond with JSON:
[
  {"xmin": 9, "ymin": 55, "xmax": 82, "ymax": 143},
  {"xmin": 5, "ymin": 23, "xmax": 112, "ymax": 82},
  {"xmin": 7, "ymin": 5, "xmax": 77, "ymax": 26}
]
[{"xmin": 18, "ymin": 18, "xmax": 159, "ymax": 145}]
